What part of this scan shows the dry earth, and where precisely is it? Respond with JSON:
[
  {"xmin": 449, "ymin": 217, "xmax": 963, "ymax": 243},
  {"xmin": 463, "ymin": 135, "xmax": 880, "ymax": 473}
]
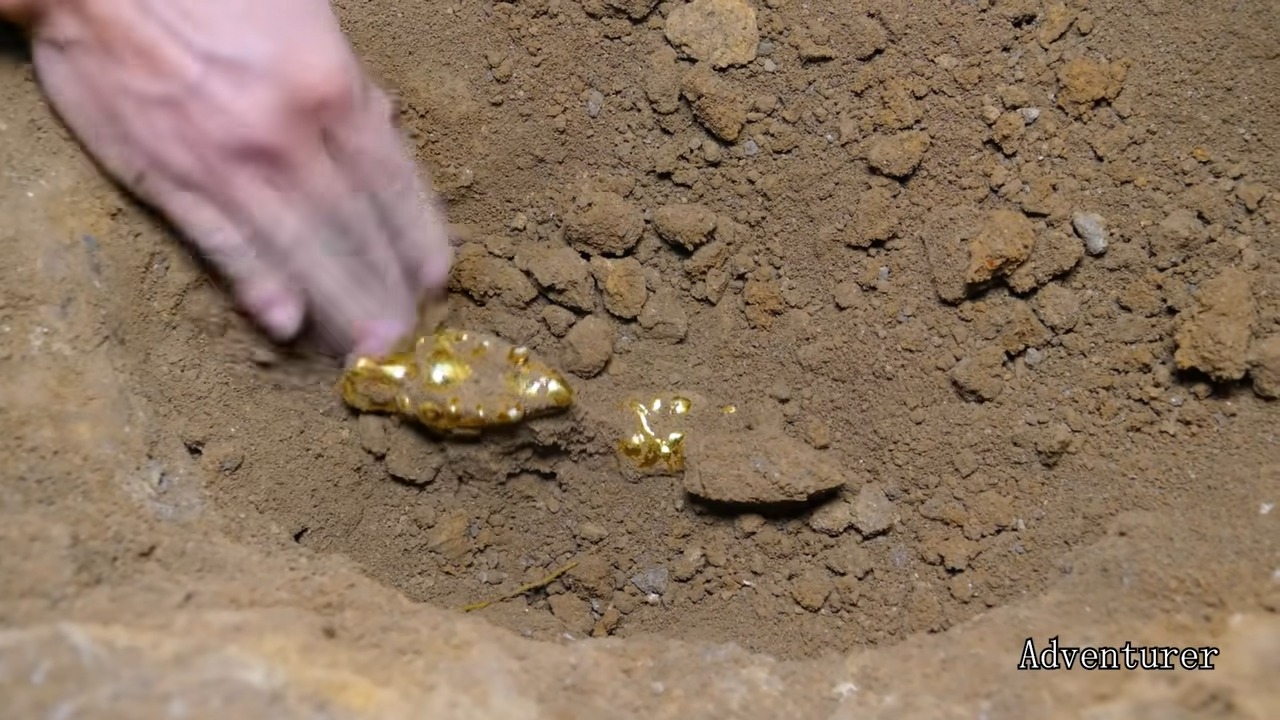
[{"xmin": 2, "ymin": 0, "xmax": 1278, "ymax": 718}]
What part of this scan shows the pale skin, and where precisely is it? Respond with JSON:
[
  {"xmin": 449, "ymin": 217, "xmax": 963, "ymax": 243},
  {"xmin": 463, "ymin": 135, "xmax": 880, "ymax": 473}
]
[{"xmin": 0, "ymin": 0, "xmax": 454, "ymax": 361}]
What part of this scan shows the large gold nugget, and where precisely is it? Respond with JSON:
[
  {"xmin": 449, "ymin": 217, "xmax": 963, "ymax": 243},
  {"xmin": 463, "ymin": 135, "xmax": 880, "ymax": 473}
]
[{"xmin": 338, "ymin": 328, "xmax": 574, "ymax": 434}]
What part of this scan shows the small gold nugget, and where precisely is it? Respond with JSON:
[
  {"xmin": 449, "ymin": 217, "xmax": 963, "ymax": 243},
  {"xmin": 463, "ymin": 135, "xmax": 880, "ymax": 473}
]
[
  {"xmin": 619, "ymin": 396, "xmax": 693, "ymax": 472},
  {"xmin": 338, "ymin": 328, "xmax": 574, "ymax": 434}
]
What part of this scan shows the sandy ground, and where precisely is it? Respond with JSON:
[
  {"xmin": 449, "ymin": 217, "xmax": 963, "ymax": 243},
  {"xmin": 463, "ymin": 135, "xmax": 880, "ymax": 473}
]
[{"xmin": 2, "ymin": 0, "xmax": 1278, "ymax": 717}]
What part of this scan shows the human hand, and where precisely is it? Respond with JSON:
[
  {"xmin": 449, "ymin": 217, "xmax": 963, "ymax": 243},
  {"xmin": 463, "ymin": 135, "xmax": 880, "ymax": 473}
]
[{"xmin": 19, "ymin": 0, "xmax": 452, "ymax": 359}]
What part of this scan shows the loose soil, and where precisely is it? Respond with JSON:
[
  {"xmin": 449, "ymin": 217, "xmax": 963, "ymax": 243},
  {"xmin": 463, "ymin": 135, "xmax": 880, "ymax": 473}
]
[{"xmin": 2, "ymin": 0, "xmax": 1278, "ymax": 717}]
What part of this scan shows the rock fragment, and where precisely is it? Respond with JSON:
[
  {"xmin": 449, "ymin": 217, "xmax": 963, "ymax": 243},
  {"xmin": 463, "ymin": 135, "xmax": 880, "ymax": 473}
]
[
  {"xmin": 1071, "ymin": 212, "xmax": 1109, "ymax": 255},
  {"xmin": 1174, "ymin": 267, "xmax": 1255, "ymax": 382},
  {"xmin": 808, "ymin": 498, "xmax": 855, "ymax": 536},
  {"xmin": 630, "ymin": 566, "xmax": 669, "ymax": 595},
  {"xmin": 851, "ymin": 484, "xmax": 895, "ymax": 537},
  {"xmin": 663, "ymin": 0, "xmax": 759, "ymax": 69}
]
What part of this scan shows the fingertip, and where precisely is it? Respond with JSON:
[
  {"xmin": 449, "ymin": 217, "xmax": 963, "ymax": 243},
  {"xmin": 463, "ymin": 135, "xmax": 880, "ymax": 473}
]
[
  {"xmin": 241, "ymin": 286, "xmax": 305, "ymax": 342},
  {"xmin": 417, "ymin": 220, "xmax": 454, "ymax": 290},
  {"xmin": 419, "ymin": 251, "xmax": 451, "ymax": 290},
  {"xmin": 348, "ymin": 317, "xmax": 414, "ymax": 363}
]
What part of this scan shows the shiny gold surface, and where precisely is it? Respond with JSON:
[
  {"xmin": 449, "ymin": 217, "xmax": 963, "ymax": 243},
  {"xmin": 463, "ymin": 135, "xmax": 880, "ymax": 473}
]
[
  {"xmin": 618, "ymin": 396, "xmax": 693, "ymax": 472},
  {"xmin": 339, "ymin": 328, "xmax": 574, "ymax": 433}
]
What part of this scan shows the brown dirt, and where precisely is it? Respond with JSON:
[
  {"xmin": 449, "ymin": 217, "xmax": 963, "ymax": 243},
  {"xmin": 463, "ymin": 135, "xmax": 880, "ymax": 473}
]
[{"xmin": 3, "ymin": 0, "xmax": 1279, "ymax": 717}]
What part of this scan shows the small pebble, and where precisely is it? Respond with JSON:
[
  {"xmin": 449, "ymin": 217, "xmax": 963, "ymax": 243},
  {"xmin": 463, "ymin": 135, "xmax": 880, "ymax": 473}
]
[
  {"xmin": 1071, "ymin": 212, "xmax": 1109, "ymax": 255},
  {"xmin": 586, "ymin": 90, "xmax": 604, "ymax": 118},
  {"xmin": 1024, "ymin": 347, "xmax": 1045, "ymax": 367},
  {"xmin": 631, "ymin": 567, "xmax": 669, "ymax": 595}
]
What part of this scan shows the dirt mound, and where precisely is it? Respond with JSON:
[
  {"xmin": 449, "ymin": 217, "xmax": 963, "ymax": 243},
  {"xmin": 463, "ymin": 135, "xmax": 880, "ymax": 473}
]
[{"xmin": 2, "ymin": 0, "xmax": 1277, "ymax": 716}]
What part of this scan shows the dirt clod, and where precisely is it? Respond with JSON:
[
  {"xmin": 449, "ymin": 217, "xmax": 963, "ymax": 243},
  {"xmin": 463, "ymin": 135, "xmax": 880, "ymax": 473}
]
[
  {"xmin": 1248, "ymin": 335, "xmax": 1280, "ymax": 399},
  {"xmin": 592, "ymin": 256, "xmax": 649, "ymax": 319},
  {"xmin": 684, "ymin": 428, "xmax": 846, "ymax": 504},
  {"xmin": 1174, "ymin": 267, "xmax": 1255, "ymax": 382},
  {"xmin": 561, "ymin": 314, "xmax": 615, "ymax": 378},
  {"xmin": 1007, "ymin": 229, "xmax": 1082, "ymax": 293},
  {"xmin": 449, "ymin": 242, "xmax": 539, "ymax": 307},
  {"xmin": 865, "ymin": 131, "xmax": 930, "ymax": 178},
  {"xmin": 663, "ymin": 0, "xmax": 759, "ymax": 69},
  {"xmin": 653, "ymin": 203, "xmax": 718, "ymax": 251},
  {"xmin": 682, "ymin": 65, "xmax": 748, "ymax": 142},
  {"xmin": 848, "ymin": 15, "xmax": 888, "ymax": 60},
  {"xmin": 517, "ymin": 244, "xmax": 596, "ymax": 312},
  {"xmin": 1033, "ymin": 284, "xmax": 1082, "ymax": 333},
  {"xmin": 808, "ymin": 497, "xmax": 855, "ymax": 536},
  {"xmin": 950, "ymin": 346, "xmax": 1008, "ymax": 401},
  {"xmin": 564, "ymin": 191, "xmax": 646, "ymax": 256},
  {"xmin": 638, "ymin": 287, "xmax": 690, "ymax": 342},
  {"xmin": 1056, "ymin": 55, "xmax": 1128, "ymax": 115},
  {"xmin": 791, "ymin": 569, "xmax": 834, "ymax": 611},
  {"xmin": 4, "ymin": 0, "xmax": 1277, "ymax": 714},
  {"xmin": 967, "ymin": 209, "xmax": 1037, "ymax": 284}
]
